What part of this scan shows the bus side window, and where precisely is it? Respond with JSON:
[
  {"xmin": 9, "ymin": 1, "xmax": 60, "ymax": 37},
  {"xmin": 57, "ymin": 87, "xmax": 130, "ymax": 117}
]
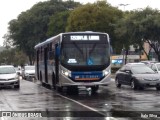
[
  {"xmin": 110, "ymin": 45, "xmax": 113, "ymax": 55},
  {"xmin": 55, "ymin": 45, "xmax": 60, "ymax": 57},
  {"xmin": 49, "ymin": 51, "xmax": 55, "ymax": 60}
]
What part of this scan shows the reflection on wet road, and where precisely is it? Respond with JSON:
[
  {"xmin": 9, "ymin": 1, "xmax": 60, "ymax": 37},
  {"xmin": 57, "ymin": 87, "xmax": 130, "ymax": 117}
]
[{"xmin": 0, "ymin": 79, "xmax": 160, "ymax": 120}]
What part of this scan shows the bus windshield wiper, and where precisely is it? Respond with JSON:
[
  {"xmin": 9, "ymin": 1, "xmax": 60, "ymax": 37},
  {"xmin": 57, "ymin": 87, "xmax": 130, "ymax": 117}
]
[{"xmin": 73, "ymin": 42, "xmax": 83, "ymax": 55}]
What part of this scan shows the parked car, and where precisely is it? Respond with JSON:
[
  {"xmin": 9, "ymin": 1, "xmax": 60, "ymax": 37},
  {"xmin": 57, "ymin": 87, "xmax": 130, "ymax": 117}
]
[
  {"xmin": 0, "ymin": 65, "xmax": 20, "ymax": 88},
  {"xmin": 115, "ymin": 64, "xmax": 160, "ymax": 90},
  {"xmin": 139, "ymin": 61, "xmax": 157, "ymax": 67},
  {"xmin": 126, "ymin": 62, "xmax": 146, "ymax": 66},
  {"xmin": 22, "ymin": 66, "xmax": 35, "ymax": 80},
  {"xmin": 15, "ymin": 67, "xmax": 22, "ymax": 76},
  {"xmin": 150, "ymin": 63, "xmax": 160, "ymax": 74}
]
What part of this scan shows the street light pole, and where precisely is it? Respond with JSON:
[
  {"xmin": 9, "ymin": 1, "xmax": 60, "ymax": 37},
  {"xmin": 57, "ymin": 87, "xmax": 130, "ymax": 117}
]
[
  {"xmin": 119, "ymin": 3, "xmax": 130, "ymax": 65},
  {"xmin": 118, "ymin": 3, "xmax": 130, "ymax": 11}
]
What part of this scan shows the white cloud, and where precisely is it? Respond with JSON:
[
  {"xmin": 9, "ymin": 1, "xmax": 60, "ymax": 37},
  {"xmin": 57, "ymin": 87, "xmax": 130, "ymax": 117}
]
[{"xmin": 0, "ymin": 0, "xmax": 48, "ymax": 46}]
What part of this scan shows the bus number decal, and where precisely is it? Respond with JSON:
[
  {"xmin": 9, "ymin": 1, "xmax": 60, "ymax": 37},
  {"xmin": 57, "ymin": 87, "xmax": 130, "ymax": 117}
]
[{"xmin": 70, "ymin": 35, "xmax": 99, "ymax": 41}]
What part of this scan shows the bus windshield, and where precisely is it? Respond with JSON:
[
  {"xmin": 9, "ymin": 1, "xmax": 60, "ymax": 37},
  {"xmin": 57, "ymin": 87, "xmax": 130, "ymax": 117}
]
[{"xmin": 60, "ymin": 43, "xmax": 110, "ymax": 66}]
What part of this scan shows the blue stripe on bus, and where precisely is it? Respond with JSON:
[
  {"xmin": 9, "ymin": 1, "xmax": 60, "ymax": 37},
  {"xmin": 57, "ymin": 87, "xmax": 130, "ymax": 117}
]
[
  {"xmin": 72, "ymin": 71, "xmax": 102, "ymax": 75},
  {"xmin": 71, "ymin": 71, "xmax": 103, "ymax": 80}
]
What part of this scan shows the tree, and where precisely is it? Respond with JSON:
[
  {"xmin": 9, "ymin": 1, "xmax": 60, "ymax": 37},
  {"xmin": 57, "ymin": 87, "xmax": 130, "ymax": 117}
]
[
  {"xmin": 114, "ymin": 11, "xmax": 137, "ymax": 63},
  {"xmin": 47, "ymin": 11, "xmax": 70, "ymax": 37},
  {"xmin": 0, "ymin": 48, "xmax": 28, "ymax": 66},
  {"xmin": 66, "ymin": 1, "xmax": 123, "ymax": 49},
  {"xmin": 5, "ymin": 0, "xmax": 80, "ymax": 65},
  {"xmin": 115, "ymin": 7, "xmax": 160, "ymax": 61}
]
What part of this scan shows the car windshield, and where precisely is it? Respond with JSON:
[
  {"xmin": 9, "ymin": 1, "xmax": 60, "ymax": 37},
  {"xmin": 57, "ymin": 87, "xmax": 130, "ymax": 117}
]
[
  {"xmin": 25, "ymin": 66, "xmax": 35, "ymax": 70},
  {"xmin": 0, "ymin": 67, "xmax": 16, "ymax": 74},
  {"xmin": 131, "ymin": 66, "xmax": 155, "ymax": 74}
]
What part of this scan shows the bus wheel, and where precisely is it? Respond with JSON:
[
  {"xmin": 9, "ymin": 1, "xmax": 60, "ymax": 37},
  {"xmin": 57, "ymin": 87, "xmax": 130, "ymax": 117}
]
[
  {"xmin": 52, "ymin": 73, "xmax": 56, "ymax": 90},
  {"xmin": 56, "ymin": 86, "xmax": 63, "ymax": 92},
  {"xmin": 67, "ymin": 86, "xmax": 78, "ymax": 95},
  {"xmin": 91, "ymin": 85, "xmax": 99, "ymax": 93}
]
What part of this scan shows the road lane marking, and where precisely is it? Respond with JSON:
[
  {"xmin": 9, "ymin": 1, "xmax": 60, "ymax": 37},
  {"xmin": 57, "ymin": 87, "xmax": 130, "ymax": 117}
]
[{"xmin": 57, "ymin": 93, "xmax": 118, "ymax": 120}]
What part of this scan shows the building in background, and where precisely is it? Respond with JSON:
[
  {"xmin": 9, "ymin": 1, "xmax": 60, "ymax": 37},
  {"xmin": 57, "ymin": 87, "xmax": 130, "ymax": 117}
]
[{"xmin": 111, "ymin": 42, "xmax": 157, "ymax": 68}]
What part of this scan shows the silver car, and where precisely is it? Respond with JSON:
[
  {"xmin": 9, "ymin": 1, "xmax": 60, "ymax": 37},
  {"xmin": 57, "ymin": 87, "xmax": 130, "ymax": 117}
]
[
  {"xmin": 0, "ymin": 65, "xmax": 20, "ymax": 88},
  {"xmin": 22, "ymin": 66, "xmax": 35, "ymax": 80}
]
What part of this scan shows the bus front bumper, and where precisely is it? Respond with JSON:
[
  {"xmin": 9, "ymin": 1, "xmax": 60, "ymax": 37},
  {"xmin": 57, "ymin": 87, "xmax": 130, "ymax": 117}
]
[{"xmin": 59, "ymin": 73, "xmax": 111, "ymax": 87}]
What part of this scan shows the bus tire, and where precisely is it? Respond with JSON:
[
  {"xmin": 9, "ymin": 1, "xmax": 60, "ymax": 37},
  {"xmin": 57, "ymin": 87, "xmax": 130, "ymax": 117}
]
[
  {"xmin": 56, "ymin": 86, "xmax": 63, "ymax": 92},
  {"xmin": 91, "ymin": 85, "xmax": 99, "ymax": 93},
  {"xmin": 52, "ymin": 73, "xmax": 56, "ymax": 90},
  {"xmin": 67, "ymin": 86, "xmax": 78, "ymax": 95}
]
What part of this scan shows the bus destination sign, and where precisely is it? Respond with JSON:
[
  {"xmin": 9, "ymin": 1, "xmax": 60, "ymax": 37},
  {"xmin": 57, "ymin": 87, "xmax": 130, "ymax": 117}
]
[{"xmin": 70, "ymin": 35, "xmax": 100, "ymax": 41}]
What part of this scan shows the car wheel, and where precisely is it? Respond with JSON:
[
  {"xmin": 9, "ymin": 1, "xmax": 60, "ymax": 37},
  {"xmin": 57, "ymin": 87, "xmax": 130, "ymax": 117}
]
[
  {"xmin": 14, "ymin": 84, "xmax": 20, "ymax": 89},
  {"xmin": 131, "ymin": 80, "xmax": 137, "ymax": 90},
  {"xmin": 115, "ymin": 78, "xmax": 121, "ymax": 88},
  {"xmin": 156, "ymin": 86, "xmax": 160, "ymax": 90}
]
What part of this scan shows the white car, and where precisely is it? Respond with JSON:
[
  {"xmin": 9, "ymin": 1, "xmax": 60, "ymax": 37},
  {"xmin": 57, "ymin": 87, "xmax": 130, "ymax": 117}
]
[
  {"xmin": 150, "ymin": 63, "xmax": 160, "ymax": 74},
  {"xmin": 22, "ymin": 66, "xmax": 35, "ymax": 80},
  {"xmin": 15, "ymin": 67, "xmax": 22, "ymax": 76},
  {"xmin": 140, "ymin": 61, "xmax": 157, "ymax": 67},
  {"xmin": 0, "ymin": 65, "xmax": 20, "ymax": 88}
]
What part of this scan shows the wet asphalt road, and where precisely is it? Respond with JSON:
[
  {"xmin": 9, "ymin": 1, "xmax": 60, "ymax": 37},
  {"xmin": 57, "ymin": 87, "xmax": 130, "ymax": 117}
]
[{"xmin": 0, "ymin": 78, "xmax": 160, "ymax": 120}]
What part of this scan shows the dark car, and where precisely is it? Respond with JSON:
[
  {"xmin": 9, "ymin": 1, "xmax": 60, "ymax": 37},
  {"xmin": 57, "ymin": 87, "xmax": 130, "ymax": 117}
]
[{"xmin": 115, "ymin": 64, "xmax": 160, "ymax": 90}]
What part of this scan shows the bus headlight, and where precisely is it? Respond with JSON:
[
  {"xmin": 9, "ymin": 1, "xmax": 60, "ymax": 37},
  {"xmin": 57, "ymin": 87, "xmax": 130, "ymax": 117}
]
[
  {"xmin": 64, "ymin": 71, "xmax": 69, "ymax": 76},
  {"xmin": 104, "ymin": 71, "xmax": 109, "ymax": 76},
  {"xmin": 103, "ymin": 69, "xmax": 110, "ymax": 76},
  {"xmin": 62, "ymin": 69, "xmax": 71, "ymax": 77}
]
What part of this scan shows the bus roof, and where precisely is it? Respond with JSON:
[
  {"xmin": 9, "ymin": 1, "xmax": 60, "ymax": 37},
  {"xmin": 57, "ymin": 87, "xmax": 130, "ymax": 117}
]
[{"xmin": 34, "ymin": 31, "xmax": 109, "ymax": 49}]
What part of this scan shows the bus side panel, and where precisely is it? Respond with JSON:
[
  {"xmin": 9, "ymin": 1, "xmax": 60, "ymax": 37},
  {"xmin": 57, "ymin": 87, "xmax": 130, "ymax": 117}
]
[
  {"xmin": 44, "ymin": 48, "xmax": 48, "ymax": 83},
  {"xmin": 35, "ymin": 50, "xmax": 39, "ymax": 80},
  {"xmin": 47, "ymin": 61, "xmax": 54, "ymax": 86}
]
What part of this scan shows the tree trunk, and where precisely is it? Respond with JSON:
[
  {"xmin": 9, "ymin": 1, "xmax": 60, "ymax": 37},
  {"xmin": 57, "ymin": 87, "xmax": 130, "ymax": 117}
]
[
  {"xmin": 28, "ymin": 55, "xmax": 33, "ymax": 65},
  {"xmin": 125, "ymin": 49, "xmax": 128, "ymax": 64}
]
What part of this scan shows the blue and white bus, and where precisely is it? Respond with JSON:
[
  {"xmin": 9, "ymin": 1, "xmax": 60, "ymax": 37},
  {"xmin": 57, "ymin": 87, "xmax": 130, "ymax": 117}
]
[{"xmin": 35, "ymin": 31, "xmax": 111, "ymax": 92}]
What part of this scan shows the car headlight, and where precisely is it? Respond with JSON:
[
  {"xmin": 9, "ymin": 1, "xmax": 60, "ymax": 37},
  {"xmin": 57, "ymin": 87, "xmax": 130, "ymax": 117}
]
[{"xmin": 15, "ymin": 75, "xmax": 19, "ymax": 79}]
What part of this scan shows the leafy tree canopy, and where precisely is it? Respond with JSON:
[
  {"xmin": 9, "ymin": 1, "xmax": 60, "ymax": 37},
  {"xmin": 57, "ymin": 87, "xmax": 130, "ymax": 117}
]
[
  {"xmin": 66, "ymin": 1, "xmax": 123, "ymax": 48},
  {"xmin": 5, "ymin": 0, "xmax": 80, "ymax": 64},
  {"xmin": 115, "ymin": 7, "xmax": 160, "ymax": 61}
]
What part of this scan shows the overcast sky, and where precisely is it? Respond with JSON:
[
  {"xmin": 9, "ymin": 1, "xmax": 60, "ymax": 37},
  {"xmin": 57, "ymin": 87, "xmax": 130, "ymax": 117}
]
[{"xmin": 1, "ymin": 0, "xmax": 160, "ymax": 46}]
